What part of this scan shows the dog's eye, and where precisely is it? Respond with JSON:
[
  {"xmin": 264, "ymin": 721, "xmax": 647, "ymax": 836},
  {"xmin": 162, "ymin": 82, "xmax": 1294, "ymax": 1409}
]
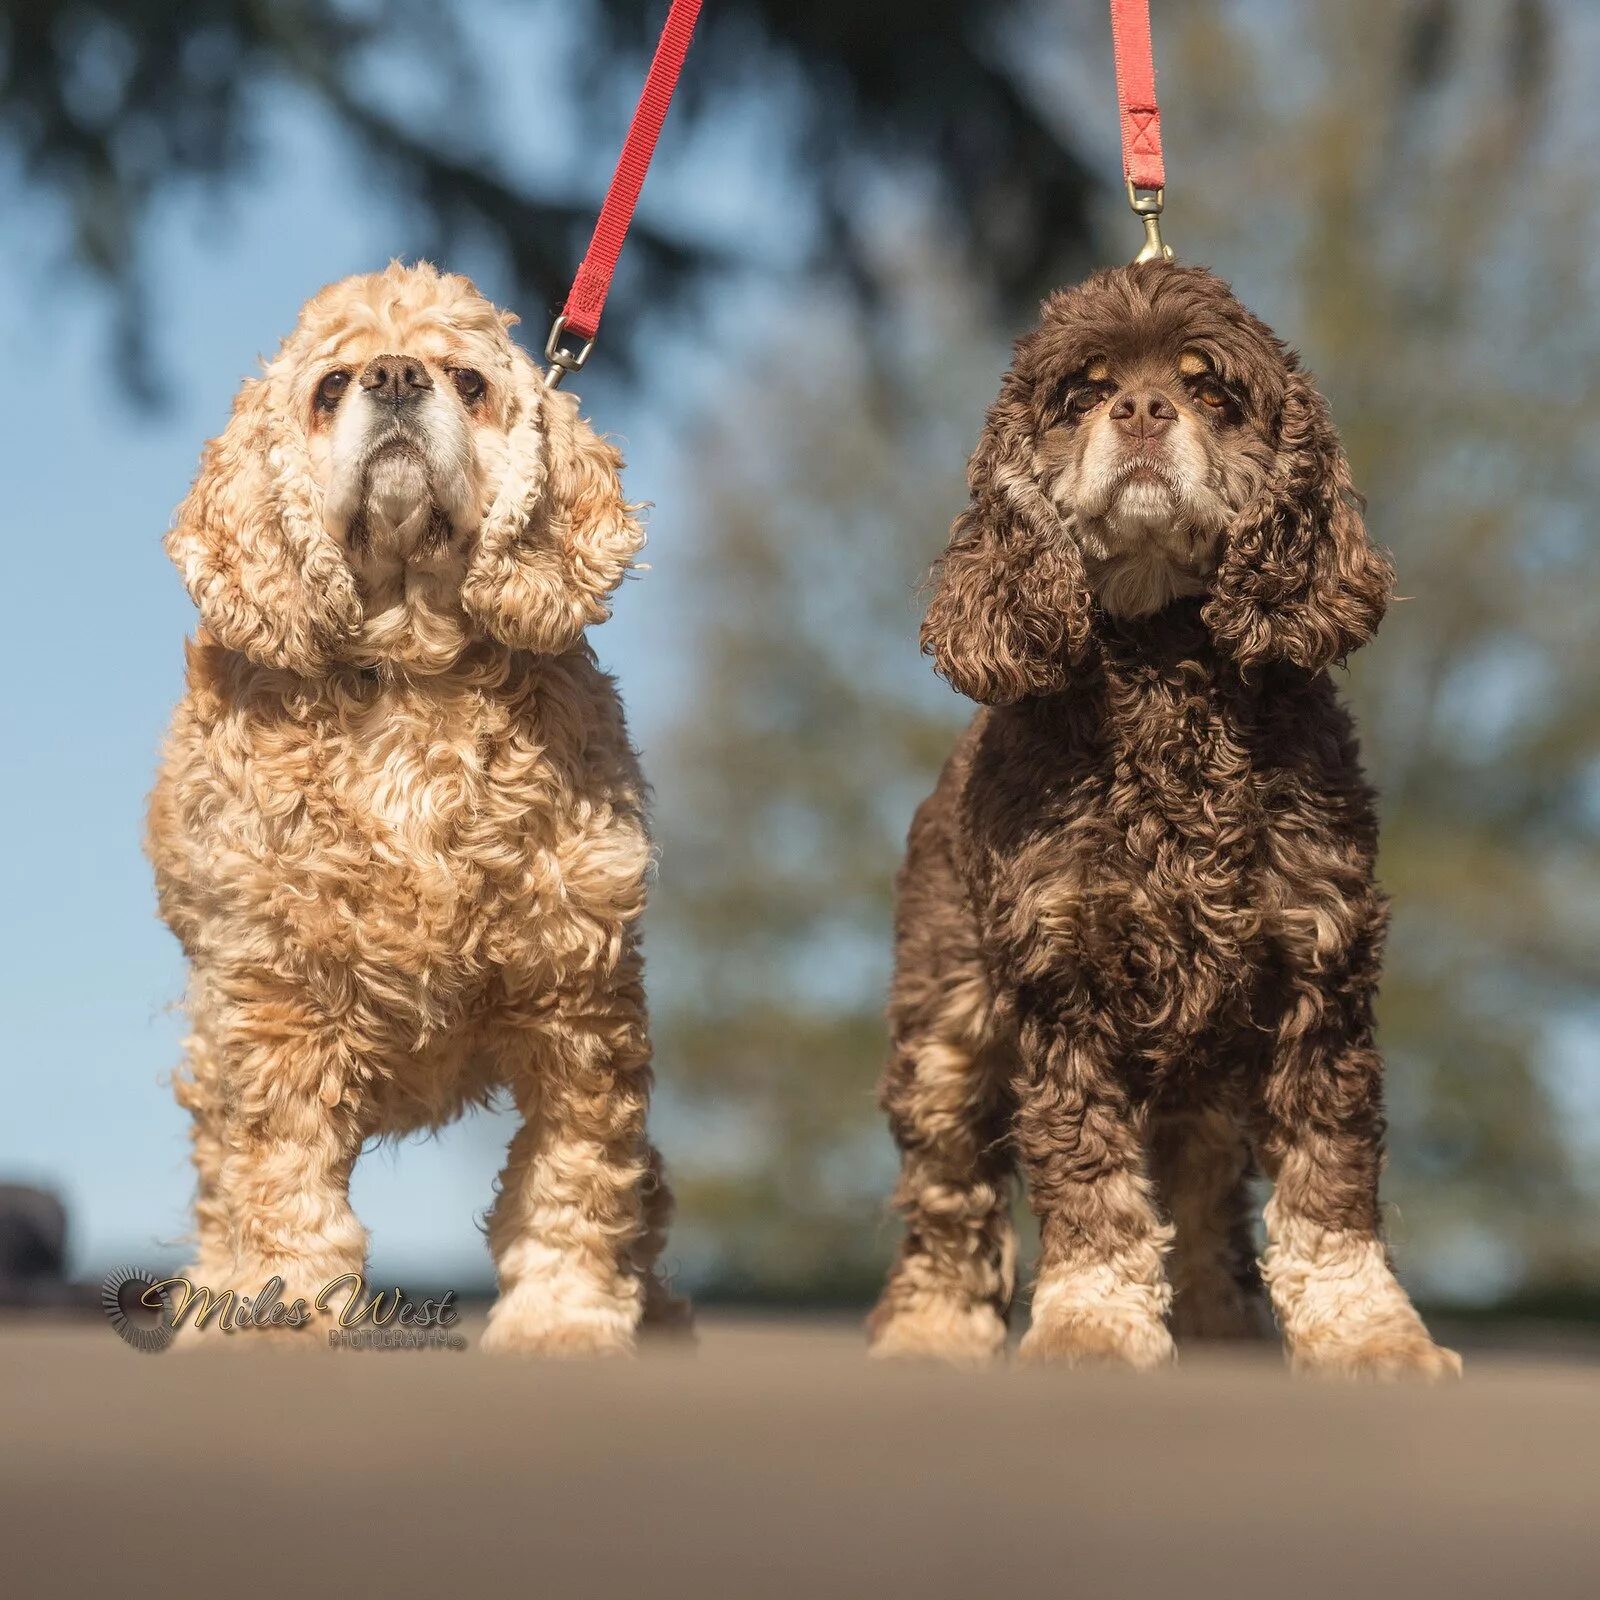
[
  {"xmin": 1065, "ymin": 383, "xmax": 1111, "ymax": 419},
  {"xmin": 315, "ymin": 369, "xmax": 351, "ymax": 411},
  {"xmin": 1192, "ymin": 379, "xmax": 1232, "ymax": 410},
  {"xmin": 449, "ymin": 368, "xmax": 486, "ymax": 404}
]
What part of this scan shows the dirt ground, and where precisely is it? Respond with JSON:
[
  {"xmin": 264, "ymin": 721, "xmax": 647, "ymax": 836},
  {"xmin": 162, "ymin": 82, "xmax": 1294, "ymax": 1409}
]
[{"xmin": 4, "ymin": 1312, "xmax": 1597, "ymax": 1598}]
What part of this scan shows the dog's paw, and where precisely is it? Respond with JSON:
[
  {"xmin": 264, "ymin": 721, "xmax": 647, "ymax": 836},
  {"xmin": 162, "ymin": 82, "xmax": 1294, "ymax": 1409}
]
[
  {"xmin": 867, "ymin": 1296, "xmax": 1008, "ymax": 1368},
  {"xmin": 480, "ymin": 1296, "xmax": 638, "ymax": 1359},
  {"xmin": 1291, "ymin": 1328, "xmax": 1463, "ymax": 1383},
  {"xmin": 1018, "ymin": 1310, "xmax": 1176, "ymax": 1372}
]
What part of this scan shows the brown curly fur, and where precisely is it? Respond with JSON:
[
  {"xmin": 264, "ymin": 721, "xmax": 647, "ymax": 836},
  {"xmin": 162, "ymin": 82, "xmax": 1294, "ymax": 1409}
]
[
  {"xmin": 147, "ymin": 263, "xmax": 688, "ymax": 1353},
  {"xmin": 869, "ymin": 264, "xmax": 1458, "ymax": 1379}
]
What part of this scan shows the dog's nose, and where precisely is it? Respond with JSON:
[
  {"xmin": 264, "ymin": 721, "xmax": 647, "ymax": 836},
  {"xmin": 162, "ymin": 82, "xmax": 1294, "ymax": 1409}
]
[
  {"xmin": 1110, "ymin": 389, "xmax": 1178, "ymax": 441},
  {"xmin": 360, "ymin": 354, "xmax": 433, "ymax": 405}
]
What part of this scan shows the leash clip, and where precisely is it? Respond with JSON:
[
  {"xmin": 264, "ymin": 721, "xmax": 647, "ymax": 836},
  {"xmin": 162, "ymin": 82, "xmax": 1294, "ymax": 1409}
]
[
  {"xmin": 543, "ymin": 314, "xmax": 595, "ymax": 390},
  {"xmin": 1127, "ymin": 182, "xmax": 1174, "ymax": 264}
]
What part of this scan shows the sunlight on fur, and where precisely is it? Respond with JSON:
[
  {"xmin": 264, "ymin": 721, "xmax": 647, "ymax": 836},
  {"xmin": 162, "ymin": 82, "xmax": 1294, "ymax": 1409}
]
[
  {"xmin": 149, "ymin": 261, "xmax": 688, "ymax": 1354},
  {"xmin": 874, "ymin": 263, "xmax": 1458, "ymax": 1380}
]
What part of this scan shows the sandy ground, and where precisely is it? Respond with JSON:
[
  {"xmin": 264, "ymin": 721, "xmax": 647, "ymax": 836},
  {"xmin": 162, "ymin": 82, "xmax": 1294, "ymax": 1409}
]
[{"xmin": 3, "ymin": 1313, "xmax": 1597, "ymax": 1598}]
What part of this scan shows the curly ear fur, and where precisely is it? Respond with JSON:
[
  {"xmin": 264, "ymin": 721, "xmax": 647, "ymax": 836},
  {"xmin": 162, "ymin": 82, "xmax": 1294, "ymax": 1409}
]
[
  {"xmin": 1203, "ymin": 372, "xmax": 1394, "ymax": 674},
  {"xmin": 166, "ymin": 377, "xmax": 361, "ymax": 674},
  {"xmin": 460, "ymin": 352, "xmax": 643, "ymax": 655},
  {"xmin": 921, "ymin": 379, "xmax": 1093, "ymax": 705}
]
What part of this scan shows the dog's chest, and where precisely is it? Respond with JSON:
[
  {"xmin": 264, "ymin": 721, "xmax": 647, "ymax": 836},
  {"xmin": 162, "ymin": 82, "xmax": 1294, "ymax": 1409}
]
[
  {"xmin": 211, "ymin": 670, "xmax": 641, "ymax": 1022},
  {"xmin": 282, "ymin": 688, "xmax": 538, "ymax": 967},
  {"xmin": 1079, "ymin": 673, "xmax": 1263, "ymax": 999},
  {"xmin": 338, "ymin": 693, "xmax": 506, "ymax": 890},
  {"xmin": 986, "ymin": 654, "xmax": 1363, "ymax": 1047}
]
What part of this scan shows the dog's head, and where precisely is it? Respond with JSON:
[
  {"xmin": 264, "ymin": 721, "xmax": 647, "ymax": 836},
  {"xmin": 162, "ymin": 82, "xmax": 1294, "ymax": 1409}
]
[
  {"xmin": 168, "ymin": 261, "xmax": 640, "ymax": 674},
  {"xmin": 922, "ymin": 263, "xmax": 1394, "ymax": 703}
]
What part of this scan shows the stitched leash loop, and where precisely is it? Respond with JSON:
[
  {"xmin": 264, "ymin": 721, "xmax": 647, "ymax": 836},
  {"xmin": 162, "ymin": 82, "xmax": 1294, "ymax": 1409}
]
[
  {"xmin": 1110, "ymin": 0, "xmax": 1164, "ymax": 190},
  {"xmin": 1109, "ymin": 0, "xmax": 1174, "ymax": 262},
  {"xmin": 545, "ymin": 0, "xmax": 702, "ymax": 388}
]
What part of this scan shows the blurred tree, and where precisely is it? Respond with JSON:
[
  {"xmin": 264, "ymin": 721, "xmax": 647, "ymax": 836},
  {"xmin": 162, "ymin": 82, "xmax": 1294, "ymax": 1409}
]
[
  {"xmin": 652, "ymin": 260, "xmax": 998, "ymax": 1299},
  {"xmin": 1280, "ymin": 0, "xmax": 1599, "ymax": 1296},
  {"xmin": 656, "ymin": 0, "xmax": 1600, "ymax": 1304},
  {"xmin": 0, "ymin": 0, "xmax": 1092, "ymax": 396},
  {"xmin": 8, "ymin": 0, "xmax": 1593, "ymax": 1307},
  {"xmin": 1165, "ymin": 0, "xmax": 1600, "ymax": 1296}
]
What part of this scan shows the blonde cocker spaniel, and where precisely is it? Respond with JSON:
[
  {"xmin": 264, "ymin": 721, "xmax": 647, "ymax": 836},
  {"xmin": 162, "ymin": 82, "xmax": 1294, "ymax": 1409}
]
[{"xmin": 148, "ymin": 261, "xmax": 687, "ymax": 1352}]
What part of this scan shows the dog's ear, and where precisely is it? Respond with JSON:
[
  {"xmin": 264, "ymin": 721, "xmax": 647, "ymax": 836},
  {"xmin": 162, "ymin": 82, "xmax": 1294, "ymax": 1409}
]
[
  {"xmin": 1203, "ymin": 370, "xmax": 1393, "ymax": 673},
  {"xmin": 460, "ymin": 349, "xmax": 643, "ymax": 655},
  {"xmin": 166, "ymin": 376, "xmax": 361, "ymax": 674},
  {"xmin": 921, "ymin": 375, "xmax": 1093, "ymax": 705}
]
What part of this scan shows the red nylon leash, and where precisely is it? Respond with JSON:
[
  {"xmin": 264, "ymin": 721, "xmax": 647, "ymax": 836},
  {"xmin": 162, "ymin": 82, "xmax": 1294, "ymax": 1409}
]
[
  {"xmin": 1108, "ymin": 0, "xmax": 1174, "ymax": 263},
  {"xmin": 544, "ymin": 0, "xmax": 703, "ymax": 387}
]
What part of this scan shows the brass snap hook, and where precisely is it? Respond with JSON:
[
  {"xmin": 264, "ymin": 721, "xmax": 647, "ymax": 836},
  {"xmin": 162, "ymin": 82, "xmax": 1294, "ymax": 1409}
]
[
  {"xmin": 543, "ymin": 314, "xmax": 596, "ymax": 390},
  {"xmin": 1127, "ymin": 181, "xmax": 1175, "ymax": 264}
]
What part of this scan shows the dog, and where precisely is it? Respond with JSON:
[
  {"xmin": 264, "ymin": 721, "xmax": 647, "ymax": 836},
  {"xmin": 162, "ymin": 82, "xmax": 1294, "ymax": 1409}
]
[
  {"xmin": 868, "ymin": 262, "xmax": 1459, "ymax": 1379},
  {"xmin": 148, "ymin": 261, "xmax": 687, "ymax": 1353}
]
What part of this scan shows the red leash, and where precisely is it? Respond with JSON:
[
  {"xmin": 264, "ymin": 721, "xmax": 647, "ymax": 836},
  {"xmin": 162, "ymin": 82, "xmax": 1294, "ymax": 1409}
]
[
  {"xmin": 544, "ymin": 0, "xmax": 703, "ymax": 387},
  {"xmin": 1108, "ymin": 0, "xmax": 1174, "ymax": 263}
]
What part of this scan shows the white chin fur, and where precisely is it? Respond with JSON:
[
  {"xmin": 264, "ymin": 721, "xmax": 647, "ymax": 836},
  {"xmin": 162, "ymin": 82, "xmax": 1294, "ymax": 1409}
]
[
  {"xmin": 1070, "ymin": 472, "xmax": 1223, "ymax": 620},
  {"xmin": 1108, "ymin": 475, "xmax": 1178, "ymax": 530},
  {"xmin": 1093, "ymin": 547, "xmax": 1210, "ymax": 619},
  {"xmin": 1080, "ymin": 494, "xmax": 1218, "ymax": 621},
  {"xmin": 366, "ymin": 453, "xmax": 434, "ymax": 545}
]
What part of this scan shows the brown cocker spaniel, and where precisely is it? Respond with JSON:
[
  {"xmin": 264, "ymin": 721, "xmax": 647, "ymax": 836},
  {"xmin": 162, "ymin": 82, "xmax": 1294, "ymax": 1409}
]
[
  {"xmin": 869, "ymin": 263, "xmax": 1458, "ymax": 1379},
  {"xmin": 147, "ymin": 262, "xmax": 686, "ymax": 1352}
]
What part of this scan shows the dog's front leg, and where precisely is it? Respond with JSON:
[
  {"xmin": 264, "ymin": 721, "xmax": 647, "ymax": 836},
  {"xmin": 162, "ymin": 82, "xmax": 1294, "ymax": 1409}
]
[
  {"xmin": 173, "ymin": 1007, "xmax": 237, "ymax": 1292},
  {"xmin": 480, "ymin": 959, "xmax": 664, "ymax": 1357},
  {"xmin": 1253, "ymin": 1001, "xmax": 1461, "ymax": 1381},
  {"xmin": 186, "ymin": 984, "xmax": 369, "ymax": 1343},
  {"xmin": 1013, "ymin": 1017, "xmax": 1175, "ymax": 1370}
]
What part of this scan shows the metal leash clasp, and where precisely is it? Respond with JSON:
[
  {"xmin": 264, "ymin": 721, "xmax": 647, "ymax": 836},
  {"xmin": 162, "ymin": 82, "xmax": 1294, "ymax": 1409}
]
[
  {"xmin": 1127, "ymin": 181, "xmax": 1174, "ymax": 264},
  {"xmin": 543, "ymin": 314, "xmax": 595, "ymax": 390}
]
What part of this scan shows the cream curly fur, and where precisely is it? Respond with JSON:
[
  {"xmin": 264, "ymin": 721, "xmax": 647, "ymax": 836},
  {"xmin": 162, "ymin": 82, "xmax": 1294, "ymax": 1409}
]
[{"xmin": 148, "ymin": 262, "xmax": 688, "ymax": 1352}]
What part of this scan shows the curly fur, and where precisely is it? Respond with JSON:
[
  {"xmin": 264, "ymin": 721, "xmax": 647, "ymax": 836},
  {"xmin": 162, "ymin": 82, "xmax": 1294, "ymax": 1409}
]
[
  {"xmin": 871, "ymin": 264, "xmax": 1457, "ymax": 1380},
  {"xmin": 149, "ymin": 262, "xmax": 688, "ymax": 1352}
]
